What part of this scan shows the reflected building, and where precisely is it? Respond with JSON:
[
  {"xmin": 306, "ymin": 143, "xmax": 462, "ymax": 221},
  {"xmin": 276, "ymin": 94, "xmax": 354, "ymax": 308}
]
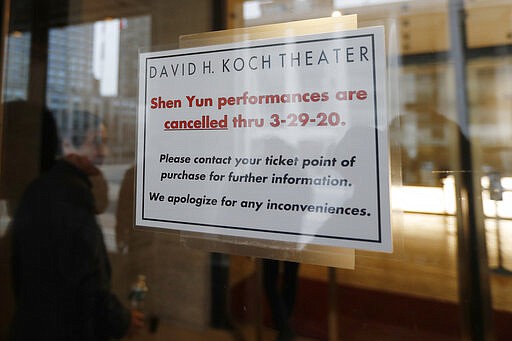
[{"xmin": 4, "ymin": 15, "xmax": 150, "ymax": 165}]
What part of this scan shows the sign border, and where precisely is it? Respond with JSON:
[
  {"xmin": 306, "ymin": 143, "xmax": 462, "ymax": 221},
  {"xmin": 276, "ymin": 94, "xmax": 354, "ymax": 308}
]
[{"xmin": 139, "ymin": 31, "xmax": 384, "ymax": 245}]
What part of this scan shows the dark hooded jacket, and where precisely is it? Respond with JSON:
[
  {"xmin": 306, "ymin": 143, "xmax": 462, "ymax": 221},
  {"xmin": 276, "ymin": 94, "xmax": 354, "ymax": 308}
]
[{"xmin": 9, "ymin": 160, "xmax": 130, "ymax": 341}]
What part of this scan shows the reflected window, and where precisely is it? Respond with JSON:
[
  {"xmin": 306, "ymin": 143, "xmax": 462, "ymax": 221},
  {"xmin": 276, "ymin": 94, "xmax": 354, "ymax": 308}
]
[
  {"xmin": 46, "ymin": 15, "xmax": 151, "ymax": 165},
  {"xmin": 4, "ymin": 31, "xmax": 31, "ymax": 102}
]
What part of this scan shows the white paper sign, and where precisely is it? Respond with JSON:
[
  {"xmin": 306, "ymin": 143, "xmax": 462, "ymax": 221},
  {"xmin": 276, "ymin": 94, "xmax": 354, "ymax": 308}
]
[{"xmin": 136, "ymin": 26, "xmax": 391, "ymax": 252}]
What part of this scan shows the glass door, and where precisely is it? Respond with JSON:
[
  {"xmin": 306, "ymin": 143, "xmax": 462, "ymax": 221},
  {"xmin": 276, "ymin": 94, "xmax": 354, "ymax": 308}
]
[{"xmin": 2, "ymin": 1, "xmax": 512, "ymax": 340}]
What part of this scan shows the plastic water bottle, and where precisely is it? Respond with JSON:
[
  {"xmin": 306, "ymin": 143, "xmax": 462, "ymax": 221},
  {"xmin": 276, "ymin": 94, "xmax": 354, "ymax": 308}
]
[{"xmin": 129, "ymin": 274, "xmax": 148, "ymax": 310}]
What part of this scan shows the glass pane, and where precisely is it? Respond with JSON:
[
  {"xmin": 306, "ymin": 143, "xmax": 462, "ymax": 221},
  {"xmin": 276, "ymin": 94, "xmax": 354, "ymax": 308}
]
[{"xmin": 2, "ymin": 1, "xmax": 511, "ymax": 341}]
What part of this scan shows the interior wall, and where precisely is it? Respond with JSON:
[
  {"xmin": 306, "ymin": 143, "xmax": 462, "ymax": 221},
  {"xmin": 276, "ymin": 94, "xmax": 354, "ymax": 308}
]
[{"xmin": 150, "ymin": 0, "xmax": 215, "ymax": 47}]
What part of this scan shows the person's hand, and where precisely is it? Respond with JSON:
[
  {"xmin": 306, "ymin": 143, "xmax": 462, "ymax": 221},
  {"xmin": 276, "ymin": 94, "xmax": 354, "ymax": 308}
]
[{"xmin": 126, "ymin": 309, "xmax": 145, "ymax": 337}]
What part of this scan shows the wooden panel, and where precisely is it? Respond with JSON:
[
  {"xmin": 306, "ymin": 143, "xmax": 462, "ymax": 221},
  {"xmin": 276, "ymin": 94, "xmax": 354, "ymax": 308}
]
[
  {"xmin": 466, "ymin": 5, "xmax": 512, "ymax": 48},
  {"xmin": 400, "ymin": 12, "xmax": 449, "ymax": 55},
  {"xmin": 179, "ymin": 15, "xmax": 357, "ymax": 48}
]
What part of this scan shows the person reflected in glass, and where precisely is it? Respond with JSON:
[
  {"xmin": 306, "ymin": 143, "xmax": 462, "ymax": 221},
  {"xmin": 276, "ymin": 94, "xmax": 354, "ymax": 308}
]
[{"xmin": 9, "ymin": 110, "xmax": 144, "ymax": 341}]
